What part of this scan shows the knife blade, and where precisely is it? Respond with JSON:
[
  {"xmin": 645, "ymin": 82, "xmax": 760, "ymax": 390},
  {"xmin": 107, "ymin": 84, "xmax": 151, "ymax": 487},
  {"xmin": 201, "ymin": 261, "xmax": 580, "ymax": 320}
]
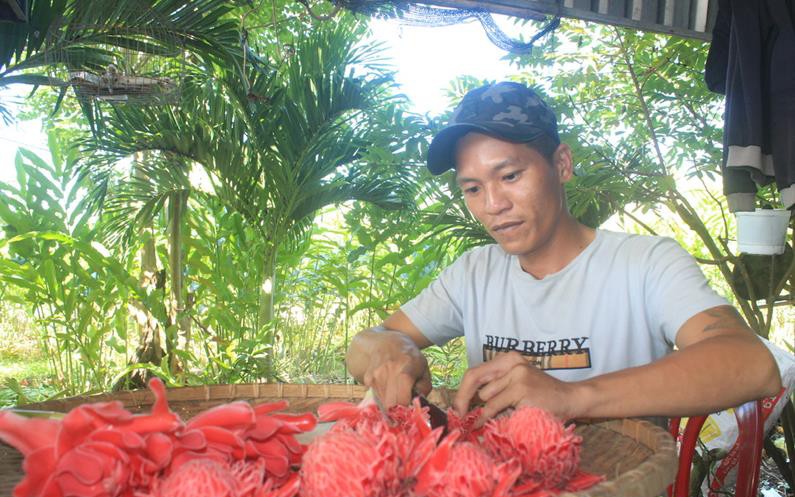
[
  {"xmin": 414, "ymin": 392, "xmax": 449, "ymax": 436},
  {"xmin": 297, "ymin": 388, "xmax": 383, "ymax": 445},
  {"xmin": 294, "ymin": 420, "xmax": 335, "ymax": 444},
  {"xmin": 361, "ymin": 387, "xmax": 388, "ymax": 413}
]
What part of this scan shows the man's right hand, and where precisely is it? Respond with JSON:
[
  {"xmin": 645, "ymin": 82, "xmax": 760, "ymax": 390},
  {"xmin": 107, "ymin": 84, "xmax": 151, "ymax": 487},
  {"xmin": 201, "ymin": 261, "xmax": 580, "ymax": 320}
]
[{"xmin": 346, "ymin": 312, "xmax": 433, "ymax": 408}]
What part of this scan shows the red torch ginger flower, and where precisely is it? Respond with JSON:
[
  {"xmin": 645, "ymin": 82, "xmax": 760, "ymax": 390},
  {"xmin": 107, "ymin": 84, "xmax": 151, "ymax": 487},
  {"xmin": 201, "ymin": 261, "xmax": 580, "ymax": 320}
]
[
  {"xmin": 0, "ymin": 379, "xmax": 316, "ymax": 497},
  {"xmin": 311, "ymin": 399, "xmax": 443, "ymax": 494},
  {"xmin": 442, "ymin": 442, "xmax": 499, "ymax": 497},
  {"xmin": 483, "ymin": 407, "xmax": 581, "ymax": 491},
  {"xmin": 300, "ymin": 430, "xmax": 392, "ymax": 497},
  {"xmin": 56, "ymin": 441, "xmax": 132, "ymax": 497},
  {"xmin": 150, "ymin": 459, "xmax": 237, "ymax": 497},
  {"xmin": 415, "ymin": 433, "xmax": 521, "ymax": 497},
  {"xmin": 145, "ymin": 446, "xmax": 300, "ymax": 497},
  {"xmin": 386, "ymin": 401, "xmax": 432, "ymax": 439},
  {"xmin": 0, "ymin": 414, "xmax": 59, "ymax": 456},
  {"xmin": 446, "ymin": 407, "xmax": 486, "ymax": 444}
]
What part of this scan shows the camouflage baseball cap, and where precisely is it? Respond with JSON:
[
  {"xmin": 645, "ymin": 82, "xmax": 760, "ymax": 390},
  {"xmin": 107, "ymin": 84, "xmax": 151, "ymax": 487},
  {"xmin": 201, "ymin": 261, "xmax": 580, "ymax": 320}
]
[{"xmin": 427, "ymin": 81, "xmax": 560, "ymax": 175}]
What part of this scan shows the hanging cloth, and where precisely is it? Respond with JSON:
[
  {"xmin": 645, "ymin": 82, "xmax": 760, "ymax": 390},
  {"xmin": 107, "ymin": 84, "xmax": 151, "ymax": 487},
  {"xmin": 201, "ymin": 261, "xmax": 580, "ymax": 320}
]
[{"xmin": 704, "ymin": 0, "xmax": 795, "ymax": 211}]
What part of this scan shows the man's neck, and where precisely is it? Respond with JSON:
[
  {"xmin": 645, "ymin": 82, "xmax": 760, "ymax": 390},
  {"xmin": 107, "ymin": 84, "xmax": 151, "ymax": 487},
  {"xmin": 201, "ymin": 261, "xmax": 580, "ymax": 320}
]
[{"xmin": 517, "ymin": 216, "xmax": 596, "ymax": 280}]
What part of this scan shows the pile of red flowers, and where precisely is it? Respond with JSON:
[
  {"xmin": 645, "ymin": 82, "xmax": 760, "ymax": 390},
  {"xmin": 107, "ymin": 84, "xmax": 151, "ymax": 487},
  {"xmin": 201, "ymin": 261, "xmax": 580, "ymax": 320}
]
[
  {"xmin": 305, "ymin": 400, "xmax": 602, "ymax": 497},
  {"xmin": 0, "ymin": 379, "xmax": 603, "ymax": 497},
  {"xmin": 0, "ymin": 379, "xmax": 310, "ymax": 497}
]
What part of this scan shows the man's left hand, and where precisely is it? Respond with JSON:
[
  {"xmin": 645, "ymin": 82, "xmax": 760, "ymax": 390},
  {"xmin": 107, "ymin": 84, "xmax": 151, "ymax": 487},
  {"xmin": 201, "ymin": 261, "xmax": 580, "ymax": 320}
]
[{"xmin": 453, "ymin": 351, "xmax": 581, "ymax": 423}]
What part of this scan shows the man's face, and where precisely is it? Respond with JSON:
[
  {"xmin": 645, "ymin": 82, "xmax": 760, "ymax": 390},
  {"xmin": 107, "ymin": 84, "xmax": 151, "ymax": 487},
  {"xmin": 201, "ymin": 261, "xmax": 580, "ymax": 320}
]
[{"xmin": 454, "ymin": 132, "xmax": 571, "ymax": 259}]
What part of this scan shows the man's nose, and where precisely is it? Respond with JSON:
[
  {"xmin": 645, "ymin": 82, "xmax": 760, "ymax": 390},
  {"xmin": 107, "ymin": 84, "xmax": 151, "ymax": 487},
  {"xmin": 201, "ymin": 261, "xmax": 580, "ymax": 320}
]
[{"xmin": 484, "ymin": 185, "xmax": 511, "ymax": 215}]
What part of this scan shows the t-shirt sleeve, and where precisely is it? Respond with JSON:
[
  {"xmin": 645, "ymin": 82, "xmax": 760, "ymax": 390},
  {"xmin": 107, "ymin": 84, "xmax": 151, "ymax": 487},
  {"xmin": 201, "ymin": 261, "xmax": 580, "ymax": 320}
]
[
  {"xmin": 644, "ymin": 237, "xmax": 729, "ymax": 346},
  {"xmin": 400, "ymin": 255, "xmax": 468, "ymax": 346}
]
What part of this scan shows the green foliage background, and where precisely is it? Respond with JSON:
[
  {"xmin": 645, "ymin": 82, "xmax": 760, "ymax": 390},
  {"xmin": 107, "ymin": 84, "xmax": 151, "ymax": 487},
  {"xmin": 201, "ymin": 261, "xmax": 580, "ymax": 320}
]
[{"xmin": 0, "ymin": 2, "xmax": 791, "ymax": 410}]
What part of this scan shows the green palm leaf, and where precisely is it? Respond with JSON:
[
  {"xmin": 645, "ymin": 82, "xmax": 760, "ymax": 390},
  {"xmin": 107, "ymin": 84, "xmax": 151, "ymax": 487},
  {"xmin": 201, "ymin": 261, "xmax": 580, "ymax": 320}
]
[{"xmin": 1, "ymin": 0, "xmax": 243, "ymax": 122}]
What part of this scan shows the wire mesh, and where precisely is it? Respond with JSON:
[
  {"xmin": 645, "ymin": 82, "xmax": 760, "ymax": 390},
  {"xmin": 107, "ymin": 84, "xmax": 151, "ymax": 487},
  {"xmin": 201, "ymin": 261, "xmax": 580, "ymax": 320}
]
[{"xmin": 333, "ymin": 0, "xmax": 559, "ymax": 54}]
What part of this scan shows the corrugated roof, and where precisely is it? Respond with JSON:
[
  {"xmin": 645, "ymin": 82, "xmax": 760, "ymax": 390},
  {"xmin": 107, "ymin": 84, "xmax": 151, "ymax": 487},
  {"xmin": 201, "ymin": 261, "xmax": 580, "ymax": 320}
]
[{"xmin": 425, "ymin": 0, "xmax": 717, "ymax": 40}]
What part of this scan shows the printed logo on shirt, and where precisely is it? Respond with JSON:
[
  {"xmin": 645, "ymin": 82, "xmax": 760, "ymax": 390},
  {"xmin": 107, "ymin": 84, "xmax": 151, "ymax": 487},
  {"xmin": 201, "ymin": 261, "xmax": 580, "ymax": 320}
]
[{"xmin": 481, "ymin": 334, "xmax": 592, "ymax": 370}]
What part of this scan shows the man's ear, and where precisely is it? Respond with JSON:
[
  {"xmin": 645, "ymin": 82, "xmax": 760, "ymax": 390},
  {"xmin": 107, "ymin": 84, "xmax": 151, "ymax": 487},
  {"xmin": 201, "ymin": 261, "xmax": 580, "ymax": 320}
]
[{"xmin": 554, "ymin": 143, "xmax": 574, "ymax": 182}]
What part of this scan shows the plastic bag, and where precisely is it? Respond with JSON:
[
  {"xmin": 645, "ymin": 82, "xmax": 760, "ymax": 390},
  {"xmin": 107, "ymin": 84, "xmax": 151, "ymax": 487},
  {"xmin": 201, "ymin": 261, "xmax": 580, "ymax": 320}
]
[{"xmin": 691, "ymin": 337, "xmax": 795, "ymax": 496}]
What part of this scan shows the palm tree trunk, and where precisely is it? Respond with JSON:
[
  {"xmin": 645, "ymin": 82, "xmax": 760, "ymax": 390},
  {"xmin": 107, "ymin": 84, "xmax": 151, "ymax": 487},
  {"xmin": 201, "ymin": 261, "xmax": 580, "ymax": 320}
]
[
  {"xmin": 138, "ymin": 227, "xmax": 163, "ymax": 359},
  {"xmin": 257, "ymin": 245, "xmax": 276, "ymax": 330},
  {"xmin": 167, "ymin": 190, "xmax": 189, "ymax": 374},
  {"xmin": 115, "ymin": 160, "xmax": 163, "ymax": 390}
]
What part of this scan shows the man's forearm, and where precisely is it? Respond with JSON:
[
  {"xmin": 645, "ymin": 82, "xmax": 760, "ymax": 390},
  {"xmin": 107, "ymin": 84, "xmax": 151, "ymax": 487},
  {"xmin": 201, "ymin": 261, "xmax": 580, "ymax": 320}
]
[{"xmin": 572, "ymin": 334, "xmax": 781, "ymax": 419}]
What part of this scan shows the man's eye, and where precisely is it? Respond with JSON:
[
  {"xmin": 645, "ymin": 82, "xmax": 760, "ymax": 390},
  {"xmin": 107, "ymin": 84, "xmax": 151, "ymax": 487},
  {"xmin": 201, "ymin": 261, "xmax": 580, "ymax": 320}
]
[
  {"xmin": 464, "ymin": 186, "xmax": 479, "ymax": 195},
  {"xmin": 504, "ymin": 172, "xmax": 519, "ymax": 181}
]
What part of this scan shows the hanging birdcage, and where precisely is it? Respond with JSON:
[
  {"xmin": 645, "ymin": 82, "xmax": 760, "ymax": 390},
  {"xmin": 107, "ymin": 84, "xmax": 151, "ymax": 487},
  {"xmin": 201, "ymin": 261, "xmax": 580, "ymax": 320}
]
[{"xmin": 42, "ymin": 1, "xmax": 185, "ymax": 106}]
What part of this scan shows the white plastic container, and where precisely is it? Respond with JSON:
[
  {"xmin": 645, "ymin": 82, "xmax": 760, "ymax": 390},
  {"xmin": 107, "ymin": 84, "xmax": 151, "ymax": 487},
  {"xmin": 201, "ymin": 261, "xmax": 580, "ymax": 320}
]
[{"xmin": 735, "ymin": 209, "xmax": 792, "ymax": 255}]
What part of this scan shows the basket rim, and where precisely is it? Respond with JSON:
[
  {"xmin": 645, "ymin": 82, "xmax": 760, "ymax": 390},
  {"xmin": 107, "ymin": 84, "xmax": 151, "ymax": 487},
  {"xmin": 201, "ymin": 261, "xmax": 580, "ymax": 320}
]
[
  {"xmin": 18, "ymin": 382, "xmax": 371, "ymax": 411},
  {"xmin": 563, "ymin": 418, "xmax": 678, "ymax": 497}
]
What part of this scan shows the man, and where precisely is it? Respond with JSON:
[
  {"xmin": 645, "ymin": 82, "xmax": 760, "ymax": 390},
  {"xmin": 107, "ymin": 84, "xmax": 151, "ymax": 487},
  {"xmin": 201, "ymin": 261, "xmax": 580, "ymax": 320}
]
[{"xmin": 346, "ymin": 81, "xmax": 781, "ymax": 424}]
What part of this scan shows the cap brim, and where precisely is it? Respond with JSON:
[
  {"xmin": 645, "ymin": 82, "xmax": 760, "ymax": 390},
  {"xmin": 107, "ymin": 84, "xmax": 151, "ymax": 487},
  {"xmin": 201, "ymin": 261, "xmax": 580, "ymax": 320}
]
[
  {"xmin": 426, "ymin": 124, "xmax": 548, "ymax": 175},
  {"xmin": 427, "ymin": 124, "xmax": 495, "ymax": 175}
]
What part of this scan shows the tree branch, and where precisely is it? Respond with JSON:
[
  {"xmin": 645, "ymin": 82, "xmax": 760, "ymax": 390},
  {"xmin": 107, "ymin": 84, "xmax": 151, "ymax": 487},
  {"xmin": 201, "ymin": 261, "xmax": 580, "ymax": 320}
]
[{"xmin": 614, "ymin": 28, "xmax": 669, "ymax": 177}]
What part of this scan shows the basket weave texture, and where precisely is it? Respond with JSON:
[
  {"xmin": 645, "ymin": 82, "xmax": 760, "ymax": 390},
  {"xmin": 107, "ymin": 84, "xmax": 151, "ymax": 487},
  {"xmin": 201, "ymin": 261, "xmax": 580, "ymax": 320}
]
[{"xmin": 1, "ymin": 383, "xmax": 678, "ymax": 497}]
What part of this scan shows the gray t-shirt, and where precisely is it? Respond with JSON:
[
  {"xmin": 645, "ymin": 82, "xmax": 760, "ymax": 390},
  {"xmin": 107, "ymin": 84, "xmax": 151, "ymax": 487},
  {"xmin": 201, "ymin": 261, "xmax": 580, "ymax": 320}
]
[{"xmin": 402, "ymin": 230, "xmax": 727, "ymax": 382}]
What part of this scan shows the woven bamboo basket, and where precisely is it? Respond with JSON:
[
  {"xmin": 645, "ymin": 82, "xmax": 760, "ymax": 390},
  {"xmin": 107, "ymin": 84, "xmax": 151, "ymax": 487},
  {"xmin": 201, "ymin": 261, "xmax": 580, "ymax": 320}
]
[{"xmin": 1, "ymin": 383, "xmax": 678, "ymax": 497}]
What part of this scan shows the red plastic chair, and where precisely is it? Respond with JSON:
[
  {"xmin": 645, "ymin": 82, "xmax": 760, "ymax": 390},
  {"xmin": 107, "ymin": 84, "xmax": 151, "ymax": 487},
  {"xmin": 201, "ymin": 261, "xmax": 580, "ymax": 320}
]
[{"xmin": 667, "ymin": 399, "xmax": 764, "ymax": 497}]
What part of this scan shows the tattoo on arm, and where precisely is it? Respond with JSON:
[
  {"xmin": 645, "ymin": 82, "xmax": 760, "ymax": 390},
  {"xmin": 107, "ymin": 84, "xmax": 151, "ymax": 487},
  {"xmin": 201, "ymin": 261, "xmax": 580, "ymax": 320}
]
[{"xmin": 701, "ymin": 307, "xmax": 746, "ymax": 334}]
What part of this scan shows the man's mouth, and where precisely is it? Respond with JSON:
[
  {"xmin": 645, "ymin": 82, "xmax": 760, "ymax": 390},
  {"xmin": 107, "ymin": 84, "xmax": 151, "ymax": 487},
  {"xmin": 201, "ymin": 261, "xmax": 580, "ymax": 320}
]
[{"xmin": 492, "ymin": 221, "xmax": 523, "ymax": 233}]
